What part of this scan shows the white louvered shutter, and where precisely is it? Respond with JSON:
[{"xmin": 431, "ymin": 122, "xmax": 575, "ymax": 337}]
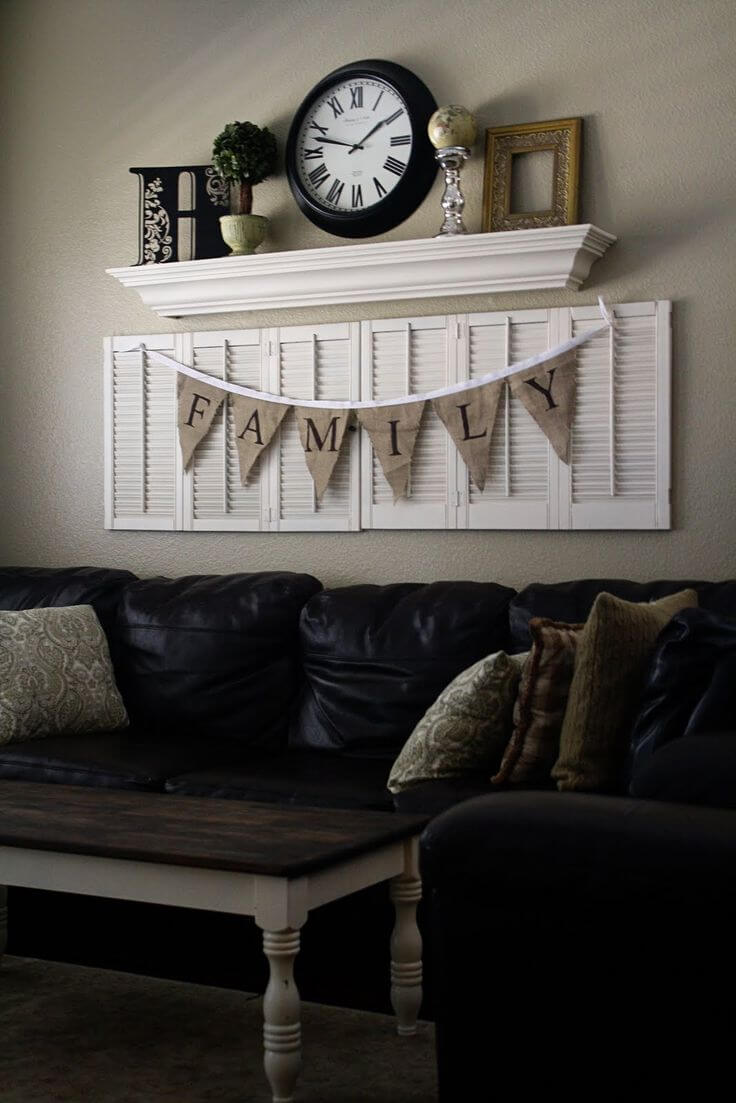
[
  {"xmin": 563, "ymin": 301, "xmax": 670, "ymax": 529},
  {"xmin": 182, "ymin": 330, "xmax": 268, "ymax": 530},
  {"xmin": 104, "ymin": 335, "xmax": 179, "ymax": 529},
  {"xmin": 268, "ymin": 322, "xmax": 360, "ymax": 531},
  {"xmin": 360, "ymin": 316, "xmax": 456, "ymax": 529},
  {"xmin": 460, "ymin": 310, "xmax": 555, "ymax": 529}
]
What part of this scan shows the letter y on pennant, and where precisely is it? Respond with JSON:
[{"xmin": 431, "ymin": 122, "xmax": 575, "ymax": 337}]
[{"xmin": 509, "ymin": 349, "xmax": 578, "ymax": 464}]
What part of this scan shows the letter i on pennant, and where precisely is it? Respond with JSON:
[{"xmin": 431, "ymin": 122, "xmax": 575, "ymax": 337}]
[{"xmin": 357, "ymin": 402, "xmax": 426, "ymax": 501}]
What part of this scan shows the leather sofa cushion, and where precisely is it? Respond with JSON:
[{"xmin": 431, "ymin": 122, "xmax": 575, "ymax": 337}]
[
  {"xmin": 0, "ymin": 565, "xmax": 137, "ymax": 668},
  {"xmin": 292, "ymin": 581, "xmax": 516, "ymax": 755},
  {"xmin": 629, "ymin": 607, "xmax": 736, "ymax": 767},
  {"xmin": 630, "ymin": 735, "xmax": 736, "ymax": 810},
  {"xmin": 165, "ymin": 750, "xmax": 395, "ymax": 811},
  {"xmin": 393, "ymin": 776, "xmax": 497, "ymax": 815},
  {"xmin": 0, "ymin": 730, "xmax": 242, "ymax": 791},
  {"xmin": 509, "ymin": 578, "xmax": 736, "ymax": 652},
  {"xmin": 114, "ymin": 572, "xmax": 322, "ymax": 748}
]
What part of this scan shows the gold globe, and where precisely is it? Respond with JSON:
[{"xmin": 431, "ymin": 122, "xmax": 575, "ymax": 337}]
[{"xmin": 427, "ymin": 105, "xmax": 477, "ymax": 150}]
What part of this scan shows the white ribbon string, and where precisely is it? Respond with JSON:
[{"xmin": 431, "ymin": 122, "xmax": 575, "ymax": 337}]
[{"xmin": 126, "ymin": 298, "xmax": 614, "ymax": 410}]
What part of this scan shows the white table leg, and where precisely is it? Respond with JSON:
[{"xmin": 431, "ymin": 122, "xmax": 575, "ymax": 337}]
[
  {"xmin": 390, "ymin": 837, "xmax": 423, "ymax": 1035},
  {"xmin": 0, "ymin": 886, "xmax": 7, "ymax": 962},
  {"xmin": 262, "ymin": 928, "xmax": 301, "ymax": 1103}
]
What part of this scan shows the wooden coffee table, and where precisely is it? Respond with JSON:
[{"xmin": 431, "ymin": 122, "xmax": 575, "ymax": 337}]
[{"xmin": 0, "ymin": 781, "xmax": 427, "ymax": 1103}]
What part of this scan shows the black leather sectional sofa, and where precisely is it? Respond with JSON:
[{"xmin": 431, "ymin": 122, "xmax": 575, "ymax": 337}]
[{"xmin": 1, "ymin": 565, "xmax": 734, "ymax": 1037}]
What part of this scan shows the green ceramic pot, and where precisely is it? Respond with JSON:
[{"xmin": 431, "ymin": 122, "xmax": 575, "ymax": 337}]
[{"xmin": 219, "ymin": 214, "xmax": 268, "ymax": 256}]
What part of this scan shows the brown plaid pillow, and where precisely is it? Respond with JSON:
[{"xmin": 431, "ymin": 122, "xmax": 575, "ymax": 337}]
[{"xmin": 492, "ymin": 618, "xmax": 583, "ymax": 786}]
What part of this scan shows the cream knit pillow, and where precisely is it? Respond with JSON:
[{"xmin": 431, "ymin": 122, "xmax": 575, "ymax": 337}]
[{"xmin": 552, "ymin": 589, "xmax": 697, "ymax": 792}]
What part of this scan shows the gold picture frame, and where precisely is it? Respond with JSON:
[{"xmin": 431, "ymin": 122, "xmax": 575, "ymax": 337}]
[{"xmin": 482, "ymin": 117, "xmax": 582, "ymax": 232}]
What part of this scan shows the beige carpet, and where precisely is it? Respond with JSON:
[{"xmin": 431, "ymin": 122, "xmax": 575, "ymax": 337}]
[{"xmin": 0, "ymin": 956, "xmax": 437, "ymax": 1102}]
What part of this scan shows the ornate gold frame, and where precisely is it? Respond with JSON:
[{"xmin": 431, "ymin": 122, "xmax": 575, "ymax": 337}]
[{"xmin": 482, "ymin": 117, "xmax": 582, "ymax": 232}]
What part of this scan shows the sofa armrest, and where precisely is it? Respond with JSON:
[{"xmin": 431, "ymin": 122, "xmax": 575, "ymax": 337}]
[
  {"xmin": 421, "ymin": 791, "xmax": 736, "ymax": 1101},
  {"xmin": 421, "ymin": 790, "xmax": 736, "ymax": 903}
]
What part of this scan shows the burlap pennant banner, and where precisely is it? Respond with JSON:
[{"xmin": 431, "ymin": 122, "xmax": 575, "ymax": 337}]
[
  {"xmin": 294, "ymin": 407, "xmax": 352, "ymax": 500},
  {"xmin": 358, "ymin": 402, "xmax": 426, "ymax": 501},
  {"xmin": 230, "ymin": 396, "xmax": 288, "ymax": 484},
  {"xmin": 177, "ymin": 374, "xmax": 226, "ymax": 470},
  {"xmin": 509, "ymin": 349, "xmax": 578, "ymax": 464},
  {"xmin": 164, "ymin": 316, "xmax": 603, "ymax": 493},
  {"xmin": 433, "ymin": 382, "xmax": 504, "ymax": 492}
]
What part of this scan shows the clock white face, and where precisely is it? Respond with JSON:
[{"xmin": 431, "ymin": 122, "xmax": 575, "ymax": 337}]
[{"xmin": 295, "ymin": 77, "xmax": 413, "ymax": 213}]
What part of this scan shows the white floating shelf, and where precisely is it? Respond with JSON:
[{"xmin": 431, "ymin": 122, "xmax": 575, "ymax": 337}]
[{"xmin": 107, "ymin": 223, "xmax": 616, "ymax": 318}]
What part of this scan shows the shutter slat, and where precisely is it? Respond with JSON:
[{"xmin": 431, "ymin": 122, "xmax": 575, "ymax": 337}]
[
  {"xmin": 189, "ymin": 336, "xmax": 263, "ymax": 525},
  {"xmin": 363, "ymin": 318, "xmax": 451, "ymax": 528},
  {"xmin": 569, "ymin": 304, "xmax": 666, "ymax": 527},
  {"xmin": 276, "ymin": 328, "xmax": 357, "ymax": 529},
  {"xmin": 109, "ymin": 342, "xmax": 176, "ymax": 525},
  {"xmin": 465, "ymin": 316, "xmax": 551, "ymax": 526}
]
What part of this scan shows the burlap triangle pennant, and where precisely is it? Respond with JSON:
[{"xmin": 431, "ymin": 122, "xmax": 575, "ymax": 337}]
[
  {"xmin": 358, "ymin": 402, "xmax": 426, "ymax": 501},
  {"xmin": 433, "ymin": 381, "xmax": 503, "ymax": 492},
  {"xmin": 177, "ymin": 374, "xmax": 226, "ymax": 470},
  {"xmin": 509, "ymin": 349, "xmax": 578, "ymax": 464},
  {"xmin": 230, "ymin": 397, "xmax": 288, "ymax": 484},
  {"xmin": 294, "ymin": 407, "xmax": 351, "ymax": 500}
]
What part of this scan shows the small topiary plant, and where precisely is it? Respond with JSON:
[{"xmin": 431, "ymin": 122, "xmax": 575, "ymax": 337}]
[{"xmin": 212, "ymin": 121, "xmax": 278, "ymax": 215}]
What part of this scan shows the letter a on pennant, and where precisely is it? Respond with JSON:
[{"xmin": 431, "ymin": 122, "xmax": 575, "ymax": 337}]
[
  {"xmin": 230, "ymin": 397, "xmax": 288, "ymax": 484},
  {"xmin": 357, "ymin": 402, "xmax": 426, "ymax": 501},
  {"xmin": 294, "ymin": 407, "xmax": 351, "ymax": 499},
  {"xmin": 433, "ymin": 382, "xmax": 503, "ymax": 492},
  {"xmin": 509, "ymin": 349, "xmax": 578, "ymax": 464},
  {"xmin": 177, "ymin": 374, "xmax": 225, "ymax": 470}
]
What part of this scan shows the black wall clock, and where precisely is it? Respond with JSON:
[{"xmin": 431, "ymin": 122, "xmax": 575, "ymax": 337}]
[{"xmin": 286, "ymin": 59, "xmax": 438, "ymax": 238}]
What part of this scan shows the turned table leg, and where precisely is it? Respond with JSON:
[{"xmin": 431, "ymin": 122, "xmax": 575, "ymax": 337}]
[
  {"xmin": 0, "ymin": 886, "xmax": 6, "ymax": 962},
  {"xmin": 262, "ymin": 928, "xmax": 302, "ymax": 1103},
  {"xmin": 390, "ymin": 837, "xmax": 423, "ymax": 1035}
]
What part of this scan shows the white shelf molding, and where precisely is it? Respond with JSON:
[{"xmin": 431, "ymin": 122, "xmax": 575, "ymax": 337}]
[{"xmin": 106, "ymin": 224, "xmax": 616, "ymax": 318}]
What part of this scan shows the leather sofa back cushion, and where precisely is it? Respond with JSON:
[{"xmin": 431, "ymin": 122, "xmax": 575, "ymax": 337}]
[
  {"xmin": 628, "ymin": 607, "xmax": 736, "ymax": 774},
  {"xmin": 115, "ymin": 572, "xmax": 322, "ymax": 746},
  {"xmin": 509, "ymin": 579, "xmax": 736, "ymax": 652},
  {"xmin": 292, "ymin": 581, "xmax": 516, "ymax": 755},
  {"xmin": 0, "ymin": 566, "xmax": 137, "ymax": 639}
]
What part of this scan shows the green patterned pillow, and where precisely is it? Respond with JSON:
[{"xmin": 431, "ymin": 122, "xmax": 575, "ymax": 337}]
[
  {"xmin": 0, "ymin": 605, "xmax": 128, "ymax": 745},
  {"xmin": 387, "ymin": 651, "xmax": 528, "ymax": 794}
]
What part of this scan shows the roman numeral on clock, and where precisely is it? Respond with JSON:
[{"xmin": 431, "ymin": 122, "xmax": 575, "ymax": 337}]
[
  {"xmin": 373, "ymin": 177, "xmax": 387, "ymax": 198},
  {"xmin": 308, "ymin": 163, "xmax": 330, "ymax": 188},
  {"xmin": 390, "ymin": 134, "xmax": 411, "ymax": 146},
  {"xmin": 372, "ymin": 90, "xmax": 385, "ymax": 111},
  {"xmin": 304, "ymin": 146, "xmax": 324, "ymax": 159},
  {"xmin": 309, "ymin": 120, "xmax": 328, "ymax": 136},
  {"xmin": 349, "ymin": 86, "xmax": 363, "ymax": 109},
  {"xmin": 383, "ymin": 156, "xmax": 405, "ymax": 176},
  {"xmin": 352, "ymin": 184, "xmax": 363, "ymax": 208},
  {"xmin": 327, "ymin": 95, "xmax": 344, "ymax": 118},
  {"xmin": 326, "ymin": 178, "xmax": 345, "ymax": 205},
  {"xmin": 383, "ymin": 108, "xmax": 404, "ymax": 126}
]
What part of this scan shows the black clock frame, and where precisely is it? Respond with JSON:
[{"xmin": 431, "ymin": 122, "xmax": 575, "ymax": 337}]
[{"xmin": 286, "ymin": 59, "xmax": 438, "ymax": 239}]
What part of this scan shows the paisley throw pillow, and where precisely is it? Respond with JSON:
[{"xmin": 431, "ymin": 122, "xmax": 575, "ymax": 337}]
[
  {"xmin": 0, "ymin": 605, "xmax": 128, "ymax": 744},
  {"xmin": 387, "ymin": 650, "xmax": 527, "ymax": 793}
]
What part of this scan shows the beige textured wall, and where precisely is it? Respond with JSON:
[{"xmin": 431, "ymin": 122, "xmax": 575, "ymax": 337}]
[{"xmin": 1, "ymin": 0, "xmax": 734, "ymax": 588}]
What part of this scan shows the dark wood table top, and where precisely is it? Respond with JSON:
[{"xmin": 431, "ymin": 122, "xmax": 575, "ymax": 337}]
[{"xmin": 0, "ymin": 781, "xmax": 428, "ymax": 878}]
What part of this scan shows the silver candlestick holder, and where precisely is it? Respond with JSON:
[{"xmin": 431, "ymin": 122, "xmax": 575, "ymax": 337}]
[
  {"xmin": 434, "ymin": 146, "xmax": 471, "ymax": 236},
  {"xmin": 426, "ymin": 105, "xmax": 477, "ymax": 238}
]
